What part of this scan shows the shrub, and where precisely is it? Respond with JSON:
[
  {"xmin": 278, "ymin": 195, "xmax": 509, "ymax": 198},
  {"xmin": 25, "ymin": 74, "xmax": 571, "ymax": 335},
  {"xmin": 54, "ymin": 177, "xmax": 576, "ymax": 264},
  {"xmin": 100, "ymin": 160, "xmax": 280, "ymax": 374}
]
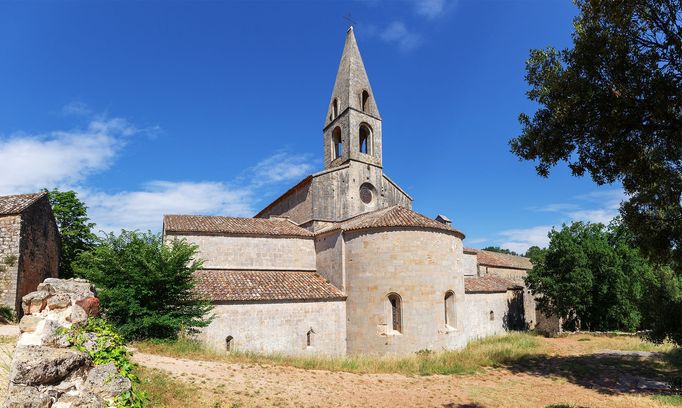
[
  {"xmin": 73, "ymin": 230, "xmax": 212, "ymax": 340},
  {"xmin": 69, "ymin": 318, "xmax": 147, "ymax": 407}
]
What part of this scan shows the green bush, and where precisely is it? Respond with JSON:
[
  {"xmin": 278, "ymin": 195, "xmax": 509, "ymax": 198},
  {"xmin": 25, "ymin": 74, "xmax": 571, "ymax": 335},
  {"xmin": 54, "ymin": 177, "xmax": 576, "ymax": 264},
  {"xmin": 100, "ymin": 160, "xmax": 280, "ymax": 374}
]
[
  {"xmin": 0, "ymin": 306, "xmax": 15, "ymax": 323},
  {"xmin": 69, "ymin": 318, "xmax": 146, "ymax": 407},
  {"xmin": 73, "ymin": 231, "xmax": 212, "ymax": 340}
]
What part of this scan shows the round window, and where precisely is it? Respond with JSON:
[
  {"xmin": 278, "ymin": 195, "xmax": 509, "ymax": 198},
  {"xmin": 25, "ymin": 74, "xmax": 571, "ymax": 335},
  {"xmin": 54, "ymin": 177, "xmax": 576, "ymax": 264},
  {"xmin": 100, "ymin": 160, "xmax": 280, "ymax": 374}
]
[{"xmin": 359, "ymin": 183, "xmax": 375, "ymax": 204}]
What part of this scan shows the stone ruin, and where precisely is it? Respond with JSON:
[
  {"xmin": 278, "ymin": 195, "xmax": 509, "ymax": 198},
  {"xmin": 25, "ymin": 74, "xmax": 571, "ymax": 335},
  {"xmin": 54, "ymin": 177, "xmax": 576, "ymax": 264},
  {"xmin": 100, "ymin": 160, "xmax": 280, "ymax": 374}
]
[{"xmin": 4, "ymin": 278, "xmax": 132, "ymax": 407}]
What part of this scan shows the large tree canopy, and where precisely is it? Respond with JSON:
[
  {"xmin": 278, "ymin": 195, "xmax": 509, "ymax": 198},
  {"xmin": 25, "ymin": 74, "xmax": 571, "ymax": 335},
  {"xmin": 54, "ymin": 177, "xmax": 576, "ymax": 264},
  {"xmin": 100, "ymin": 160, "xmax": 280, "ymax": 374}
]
[
  {"xmin": 44, "ymin": 189, "xmax": 97, "ymax": 279},
  {"xmin": 510, "ymin": 0, "xmax": 682, "ymax": 267},
  {"xmin": 526, "ymin": 221, "xmax": 655, "ymax": 332}
]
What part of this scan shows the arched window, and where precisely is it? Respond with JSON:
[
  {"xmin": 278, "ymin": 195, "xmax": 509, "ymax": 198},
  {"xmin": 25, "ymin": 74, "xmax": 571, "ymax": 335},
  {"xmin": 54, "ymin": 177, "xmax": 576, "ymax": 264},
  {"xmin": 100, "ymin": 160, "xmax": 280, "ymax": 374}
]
[
  {"xmin": 332, "ymin": 127, "xmax": 342, "ymax": 160},
  {"xmin": 361, "ymin": 90, "xmax": 370, "ymax": 112},
  {"xmin": 225, "ymin": 335, "xmax": 234, "ymax": 351},
  {"xmin": 444, "ymin": 291, "xmax": 455, "ymax": 328},
  {"xmin": 359, "ymin": 124, "xmax": 371, "ymax": 155},
  {"xmin": 332, "ymin": 98, "xmax": 339, "ymax": 119},
  {"xmin": 306, "ymin": 328, "xmax": 315, "ymax": 347},
  {"xmin": 387, "ymin": 293, "xmax": 402, "ymax": 333},
  {"xmin": 489, "ymin": 311, "xmax": 495, "ymax": 321}
]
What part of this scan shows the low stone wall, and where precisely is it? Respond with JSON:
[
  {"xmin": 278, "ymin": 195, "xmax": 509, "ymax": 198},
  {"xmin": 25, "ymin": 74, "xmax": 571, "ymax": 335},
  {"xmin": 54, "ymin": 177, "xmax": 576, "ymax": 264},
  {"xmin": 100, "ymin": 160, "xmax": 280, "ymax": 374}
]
[{"xmin": 4, "ymin": 278, "xmax": 131, "ymax": 408}]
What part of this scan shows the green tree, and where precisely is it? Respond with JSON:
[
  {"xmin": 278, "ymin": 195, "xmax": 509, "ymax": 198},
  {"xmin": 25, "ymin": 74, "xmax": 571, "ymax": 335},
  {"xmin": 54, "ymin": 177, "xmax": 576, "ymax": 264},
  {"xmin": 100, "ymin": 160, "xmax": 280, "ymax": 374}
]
[
  {"xmin": 73, "ymin": 230, "xmax": 212, "ymax": 340},
  {"xmin": 524, "ymin": 246, "xmax": 545, "ymax": 260},
  {"xmin": 526, "ymin": 221, "xmax": 653, "ymax": 331},
  {"xmin": 44, "ymin": 189, "xmax": 97, "ymax": 279},
  {"xmin": 481, "ymin": 246, "xmax": 520, "ymax": 256},
  {"xmin": 510, "ymin": 0, "xmax": 682, "ymax": 268}
]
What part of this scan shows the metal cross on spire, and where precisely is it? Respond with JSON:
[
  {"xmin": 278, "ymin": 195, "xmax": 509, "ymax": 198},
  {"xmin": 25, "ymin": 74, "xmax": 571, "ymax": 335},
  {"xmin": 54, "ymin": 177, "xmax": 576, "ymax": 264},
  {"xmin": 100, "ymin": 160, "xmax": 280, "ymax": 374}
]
[{"xmin": 343, "ymin": 13, "xmax": 356, "ymax": 30}]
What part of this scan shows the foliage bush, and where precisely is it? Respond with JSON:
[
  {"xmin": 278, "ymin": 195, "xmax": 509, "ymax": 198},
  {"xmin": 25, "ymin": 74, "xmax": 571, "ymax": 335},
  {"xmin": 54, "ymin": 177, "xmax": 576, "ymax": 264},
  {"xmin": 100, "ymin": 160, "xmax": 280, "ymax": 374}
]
[
  {"xmin": 0, "ymin": 306, "xmax": 15, "ymax": 323},
  {"xmin": 68, "ymin": 318, "xmax": 146, "ymax": 407},
  {"xmin": 73, "ymin": 230, "xmax": 212, "ymax": 340}
]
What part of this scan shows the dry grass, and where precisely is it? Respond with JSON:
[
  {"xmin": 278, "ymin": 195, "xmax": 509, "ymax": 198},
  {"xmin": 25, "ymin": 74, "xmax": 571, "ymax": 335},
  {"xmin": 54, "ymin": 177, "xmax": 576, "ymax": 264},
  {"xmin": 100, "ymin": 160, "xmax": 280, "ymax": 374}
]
[{"xmin": 135, "ymin": 332, "xmax": 543, "ymax": 376}]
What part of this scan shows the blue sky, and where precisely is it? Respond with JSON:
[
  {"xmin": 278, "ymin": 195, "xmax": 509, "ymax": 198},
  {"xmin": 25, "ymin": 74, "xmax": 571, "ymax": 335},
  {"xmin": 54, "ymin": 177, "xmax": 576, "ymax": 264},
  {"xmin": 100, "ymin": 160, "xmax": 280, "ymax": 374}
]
[{"xmin": 0, "ymin": 0, "xmax": 623, "ymax": 253}]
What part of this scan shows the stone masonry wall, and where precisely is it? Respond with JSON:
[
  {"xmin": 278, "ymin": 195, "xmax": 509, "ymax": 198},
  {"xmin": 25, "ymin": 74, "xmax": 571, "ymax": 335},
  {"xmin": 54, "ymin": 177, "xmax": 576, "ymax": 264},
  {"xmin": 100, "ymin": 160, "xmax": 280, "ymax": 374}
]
[
  {"xmin": 5, "ymin": 278, "xmax": 131, "ymax": 407},
  {"xmin": 343, "ymin": 228, "xmax": 468, "ymax": 355},
  {"xmin": 314, "ymin": 231, "xmax": 345, "ymax": 292},
  {"xmin": 462, "ymin": 292, "xmax": 509, "ymax": 341},
  {"xmin": 0, "ymin": 215, "xmax": 21, "ymax": 312},
  {"xmin": 168, "ymin": 234, "xmax": 317, "ymax": 271},
  {"xmin": 17, "ymin": 197, "xmax": 59, "ymax": 314},
  {"xmin": 198, "ymin": 300, "xmax": 346, "ymax": 356}
]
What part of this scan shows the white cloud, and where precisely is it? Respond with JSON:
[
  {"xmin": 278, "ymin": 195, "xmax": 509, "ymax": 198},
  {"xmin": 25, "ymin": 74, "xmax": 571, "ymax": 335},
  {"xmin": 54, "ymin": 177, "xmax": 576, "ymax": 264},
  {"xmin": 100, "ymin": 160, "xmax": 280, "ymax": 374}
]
[
  {"xmin": 248, "ymin": 152, "xmax": 314, "ymax": 187},
  {"xmin": 498, "ymin": 225, "xmax": 554, "ymax": 255},
  {"xmin": 0, "ymin": 117, "xmax": 136, "ymax": 195},
  {"xmin": 62, "ymin": 101, "xmax": 92, "ymax": 116},
  {"xmin": 83, "ymin": 152, "xmax": 315, "ymax": 233},
  {"xmin": 84, "ymin": 181, "xmax": 254, "ymax": 233},
  {"xmin": 380, "ymin": 21, "xmax": 423, "ymax": 52},
  {"xmin": 493, "ymin": 188, "xmax": 626, "ymax": 253},
  {"xmin": 413, "ymin": 0, "xmax": 452, "ymax": 19}
]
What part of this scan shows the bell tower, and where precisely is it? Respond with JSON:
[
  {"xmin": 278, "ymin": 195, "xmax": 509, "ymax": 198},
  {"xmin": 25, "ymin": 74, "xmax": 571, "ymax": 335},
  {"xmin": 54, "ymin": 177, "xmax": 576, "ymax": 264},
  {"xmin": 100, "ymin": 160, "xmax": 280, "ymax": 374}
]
[{"xmin": 323, "ymin": 27, "xmax": 383, "ymax": 169}]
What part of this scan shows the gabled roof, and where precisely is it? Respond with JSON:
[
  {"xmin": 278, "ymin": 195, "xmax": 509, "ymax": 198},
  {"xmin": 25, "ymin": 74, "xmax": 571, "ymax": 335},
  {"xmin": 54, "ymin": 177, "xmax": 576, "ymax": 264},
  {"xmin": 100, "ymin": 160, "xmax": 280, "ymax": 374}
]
[
  {"xmin": 194, "ymin": 270, "xmax": 346, "ymax": 302},
  {"xmin": 163, "ymin": 215, "xmax": 313, "ymax": 238},
  {"xmin": 317, "ymin": 205, "xmax": 465, "ymax": 238},
  {"xmin": 477, "ymin": 250, "xmax": 533, "ymax": 270},
  {"xmin": 0, "ymin": 193, "xmax": 46, "ymax": 216},
  {"xmin": 464, "ymin": 275, "xmax": 520, "ymax": 294}
]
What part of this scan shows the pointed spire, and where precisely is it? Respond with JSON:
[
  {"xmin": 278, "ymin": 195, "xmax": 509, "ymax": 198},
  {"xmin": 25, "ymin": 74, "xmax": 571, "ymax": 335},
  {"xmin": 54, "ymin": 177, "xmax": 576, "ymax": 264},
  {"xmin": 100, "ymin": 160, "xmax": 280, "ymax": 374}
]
[{"xmin": 324, "ymin": 27, "xmax": 381, "ymax": 127}]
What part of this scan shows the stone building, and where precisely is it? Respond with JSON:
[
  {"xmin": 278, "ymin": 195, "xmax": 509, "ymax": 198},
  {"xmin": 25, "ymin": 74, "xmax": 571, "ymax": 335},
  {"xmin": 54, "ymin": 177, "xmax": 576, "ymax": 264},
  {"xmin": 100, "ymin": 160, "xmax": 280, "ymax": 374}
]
[
  {"xmin": 0, "ymin": 193, "xmax": 60, "ymax": 316},
  {"xmin": 163, "ymin": 27, "xmax": 538, "ymax": 355}
]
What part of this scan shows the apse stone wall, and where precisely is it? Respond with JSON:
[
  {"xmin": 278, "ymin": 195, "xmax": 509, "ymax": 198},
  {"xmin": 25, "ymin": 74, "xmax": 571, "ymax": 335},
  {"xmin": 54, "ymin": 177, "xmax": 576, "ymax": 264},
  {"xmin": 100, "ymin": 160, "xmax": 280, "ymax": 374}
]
[
  {"xmin": 314, "ymin": 231, "xmax": 345, "ymax": 292},
  {"xmin": 198, "ymin": 300, "xmax": 346, "ymax": 356},
  {"xmin": 342, "ymin": 228, "xmax": 468, "ymax": 354}
]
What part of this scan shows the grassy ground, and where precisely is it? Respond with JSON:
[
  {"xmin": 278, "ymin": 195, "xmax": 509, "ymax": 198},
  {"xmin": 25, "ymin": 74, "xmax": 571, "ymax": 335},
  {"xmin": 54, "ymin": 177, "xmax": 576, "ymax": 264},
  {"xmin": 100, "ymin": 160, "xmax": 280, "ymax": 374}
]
[
  {"xmin": 133, "ymin": 332, "xmax": 682, "ymax": 407},
  {"xmin": 134, "ymin": 332, "xmax": 543, "ymax": 376}
]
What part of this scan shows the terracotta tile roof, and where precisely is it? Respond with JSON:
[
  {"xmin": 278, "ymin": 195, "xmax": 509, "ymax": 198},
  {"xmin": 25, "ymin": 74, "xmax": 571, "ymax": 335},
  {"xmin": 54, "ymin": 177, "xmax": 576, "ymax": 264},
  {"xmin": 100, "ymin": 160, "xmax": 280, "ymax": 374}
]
[
  {"xmin": 164, "ymin": 215, "xmax": 313, "ymax": 237},
  {"xmin": 464, "ymin": 275, "xmax": 520, "ymax": 293},
  {"xmin": 477, "ymin": 250, "xmax": 533, "ymax": 270},
  {"xmin": 463, "ymin": 247, "xmax": 479, "ymax": 254},
  {"xmin": 317, "ymin": 206, "xmax": 465, "ymax": 238},
  {"xmin": 194, "ymin": 270, "xmax": 345, "ymax": 302},
  {"xmin": 0, "ymin": 193, "xmax": 45, "ymax": 216}
]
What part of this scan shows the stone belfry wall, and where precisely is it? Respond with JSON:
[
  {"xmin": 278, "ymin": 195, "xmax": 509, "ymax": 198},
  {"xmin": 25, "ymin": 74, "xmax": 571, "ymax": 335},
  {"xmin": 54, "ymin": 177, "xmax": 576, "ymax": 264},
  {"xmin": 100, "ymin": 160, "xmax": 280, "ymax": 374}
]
[{"xmin": 323, "ymin": 27, "xmax": 383, "ymax": 170}]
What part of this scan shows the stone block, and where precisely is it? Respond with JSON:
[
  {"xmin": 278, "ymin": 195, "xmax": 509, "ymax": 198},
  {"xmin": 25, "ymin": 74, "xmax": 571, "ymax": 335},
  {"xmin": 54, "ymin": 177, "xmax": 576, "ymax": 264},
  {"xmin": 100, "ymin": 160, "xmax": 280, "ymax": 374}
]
[
  {"xmin": 9, "ymin": 345, "xmax": 91, "ymax": 386},
  {"xmin": 18, "ymin": 315, "xmax": 41, "ymax": 333}
]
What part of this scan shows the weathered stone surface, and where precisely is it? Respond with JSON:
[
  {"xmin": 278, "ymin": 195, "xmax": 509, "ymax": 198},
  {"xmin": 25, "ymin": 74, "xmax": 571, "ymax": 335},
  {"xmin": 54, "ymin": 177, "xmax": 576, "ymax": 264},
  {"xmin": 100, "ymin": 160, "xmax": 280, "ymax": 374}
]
[
  {"xmin": 75, "ymin": 297, "xmax": 99, "ymax": 317},
  {"xmin": 84, "ymin": 363, "xmax": 132, "ymax": 399},
  {"xmin": 37, "ymin": 279, "xmax": 95, "ymax": 301},
  {"xmin": 53, "ymin": 392, "xmax": 104, "ymax": 408},
  {"xmin": 9, "ymin": 346, "xmax": 90, "ymax": 386},
  {"xmin": 66, "ymin": 305, "xmax": 87, "ymax": 325},
  {"xmin": 18, "ymin": 315, "xmax": 41, "ymax": 333},
  {"xmin": 3, "ymin": 384, "xmax": 54, "ymax": 408},
  {"xmin": 46, "ymin": 294, "xmax": 71, "ymax": 311},
  {"xmin": 21, "ymin": 290, "xmax": 50, "ymax": 316}
]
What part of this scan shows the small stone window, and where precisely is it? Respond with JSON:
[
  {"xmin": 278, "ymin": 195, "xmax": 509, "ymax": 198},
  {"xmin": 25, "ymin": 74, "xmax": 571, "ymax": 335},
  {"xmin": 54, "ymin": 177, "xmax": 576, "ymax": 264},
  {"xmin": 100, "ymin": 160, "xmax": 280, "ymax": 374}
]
[
  {"xmin": 359, "ymin": 124, "xmax": 371, "ymax": 154},
  {"xmin": 225, "ymin": 335, "xmax": 234, "ymax": 351},
  {"xmin": 306, "ymin": 328, "xmax": 315, "ymax": 347},
  {"xmin": 332, "ymin": 127, "xmax": 342, "ymax": 160},
  {"xmin": 444, "ymin": 291, "xmax": 455, "ymax": 328},
  {"xmin": 387, "ymin": 293, "xmax": 402, "ymax": 334},
  {"xmin": 331, "ymin": 98, "xmax": 339, "ymax": 120},
  {"xmin": 361, "ymin": 90, "xmax": 370, "ymax": 112},
  {"xmin": 489, "ymin": 311, "xmax": 494, "ymax": 321}
]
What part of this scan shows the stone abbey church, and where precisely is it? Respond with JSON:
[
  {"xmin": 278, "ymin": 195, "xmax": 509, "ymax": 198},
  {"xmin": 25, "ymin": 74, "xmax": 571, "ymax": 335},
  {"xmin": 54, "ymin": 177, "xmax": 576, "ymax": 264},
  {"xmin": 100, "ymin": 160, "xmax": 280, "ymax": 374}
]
[{"xmin": 163, "ymin": 28, "xmax": 545, "ymax": 356}]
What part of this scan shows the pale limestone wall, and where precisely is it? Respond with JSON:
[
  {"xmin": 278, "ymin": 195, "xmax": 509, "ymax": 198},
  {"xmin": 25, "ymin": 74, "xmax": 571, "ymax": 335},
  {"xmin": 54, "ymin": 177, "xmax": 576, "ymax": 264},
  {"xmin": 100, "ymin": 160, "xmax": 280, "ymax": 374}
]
[
  {"xmin": 198, "ymin": 300, "xmax": 346, "ymax": 356},
  {"xmin": 315, "ymin": 231, "xmax": 345, "ymax": 292},
  {"xmin": 481, "ymin": 266, "xmax": 537, "ymax": 330},
  {"xmin": 343, "ymin": 229, "xmax": 468, "ymax": 354},
  {"xmin": 167, "ymin": 234, "xmax": 316, "ymax": 271},
  {"xmin": 0, "ymin": 215, "xmax": 21, "ymax": 311},
  {"xmin": 462, "ymin": 252, "xmax": 478, "ymax": 276},
  {"xmin": 462, "ymin": 292, "xmax": 509, "ymax": 341},
  {"xmin": 257, "ymin": 181, "xmax": 313, "ymax": 227}
]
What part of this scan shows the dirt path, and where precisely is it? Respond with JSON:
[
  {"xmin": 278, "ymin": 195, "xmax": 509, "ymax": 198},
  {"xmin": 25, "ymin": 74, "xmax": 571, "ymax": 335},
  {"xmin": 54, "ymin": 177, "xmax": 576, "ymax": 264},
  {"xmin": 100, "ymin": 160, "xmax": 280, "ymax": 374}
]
[{"xmin": 132, "ymin": 350, "xmax": 669, "ymax": 407}]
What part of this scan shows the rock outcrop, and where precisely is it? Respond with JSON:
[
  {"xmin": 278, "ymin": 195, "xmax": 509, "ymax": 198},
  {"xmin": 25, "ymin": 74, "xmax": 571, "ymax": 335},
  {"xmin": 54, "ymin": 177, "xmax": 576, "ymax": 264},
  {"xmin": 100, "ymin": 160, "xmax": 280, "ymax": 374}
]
[{"xmin": 4, "ymin": 278, "xmax": 131, "ymax": 408}]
